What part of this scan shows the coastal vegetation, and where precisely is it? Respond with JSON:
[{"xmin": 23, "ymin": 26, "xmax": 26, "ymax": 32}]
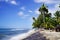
[{"xmin": 32, "ymin": 4, "xmax": 60, "ymax": 30}]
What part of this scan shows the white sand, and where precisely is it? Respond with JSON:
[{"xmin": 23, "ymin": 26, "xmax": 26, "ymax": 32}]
[
  {"xmin": 40, "ymin": 30, "xmax": 60, "ymax": 40},
  {"xmin": 9, "ymin": 29, "xmax": 38, "ymax": 40}
]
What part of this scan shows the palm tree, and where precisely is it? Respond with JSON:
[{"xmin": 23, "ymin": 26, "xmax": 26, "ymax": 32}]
[
  {"xmin": 32, "ymin": 17, "xmax": 41, "ymax": 28},
  {"xmin": 54, "ymin": 4, "xmax": 60, "ymax": 24},
  {"xmin": 39, "ymin": 4, "xmax": 48, "ymax": 27},
  {"xmin": 54, "ymin": 11, "xmax": 60, "ymax": 22},
  {"xmin": 32, "ymin": 4, "xmax": 55, "ymax": 29}
]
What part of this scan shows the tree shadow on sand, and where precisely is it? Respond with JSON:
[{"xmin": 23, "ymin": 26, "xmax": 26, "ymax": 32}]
[{"xmin": 22, "ymin": 32, "xmax": 48, "ymax": 40}]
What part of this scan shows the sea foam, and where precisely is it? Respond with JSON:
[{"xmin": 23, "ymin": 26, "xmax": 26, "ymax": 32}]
[
  {"xmin": 10, "ymin": 28, "xmax": 25, "ymax": 31},
  {"xmin": 9, "ymin": 29, "xmax": 37, "ymax": 40}
]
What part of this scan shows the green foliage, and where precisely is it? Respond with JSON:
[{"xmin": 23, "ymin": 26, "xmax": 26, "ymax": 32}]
[
  {"xmin": 39, "ymin": 4, "xmax": 48, "ymax": 13},
  {"xmin": 54, "ymin": 11, "xmax": 60, "ymax": 25},
  {"xmin": 32, "ymin": 16, "xmax": 42, "ymax": 28},
  {"xmin": 32, "ymin": 4, "xmax": 60, "ymax": 29}
]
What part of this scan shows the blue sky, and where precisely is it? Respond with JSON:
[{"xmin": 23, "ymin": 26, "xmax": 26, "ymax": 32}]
[{"xmin": 0, "ymin": 0, "xmax": 60, "ymax": 29}]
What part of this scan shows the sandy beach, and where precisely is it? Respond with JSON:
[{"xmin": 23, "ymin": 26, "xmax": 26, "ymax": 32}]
[
  {"xmin": 23, "ymin": 31, "xmax": 47, "ymax": 40},
  {"xmin": 40, "ymin": 30, "xmax": 60, "ymax": 40},
  {"xmin": 9, "ymin": 29, "xmax": 60, "ymax": 40},
  {"xmin": 22, "ymin": 29, "xmax": 60, "ymax": 40}
]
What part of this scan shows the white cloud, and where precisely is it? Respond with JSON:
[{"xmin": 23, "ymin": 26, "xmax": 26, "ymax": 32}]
[
  {"xmin": 22, "ymin": 14, "xmax": 29, "ymax": 18},
  {"xmin": 22, "ymin": 15, "xmax": 29, "ymax": 18},
  {"xmin": 28, "ymin": 10, "xmax": 33, "ymax": 13},
  {"xmin": 5, "ymin": 0, "xmax": 9, "ymax": 2},
  {"xmin": 10, "ymin": 0, "xmax": 17, "ymax": 5},
  {"xmin": 0, "ymin": 0, "xmax": 8, "ymax": 1},
  {"xmin": 24, "ymin": 15, "xmax": 29, "ymax": 17},
  {"xmin": 18, "ymin": 12, "xmax": 24, "ymax": 16},
  {"xmin": 18, "ymin": 11, "xmax": 29, "ymax": 19},
  {"xmin": 0, "ymin": 0, "xmax": 17, "ymax": 5},
  {"xmin": 55, "ymin": 4, "xmax": 60, "ymax": 11},
  {"xmin": 48, "ymin": 4, "xmax": 60, "ymax": 17},
  {"xmin": 49, "ymin": 4, "xmax": 60, "ymax": 13},
  {"xmin": 34, "ymin": 0, "xmax": 60, "ymax": 4},
  {"xmin": 34, "ymin": 8, "xmax": 40, "ymax": 14},
  {"xmin": 35, "ymin": 10, "xmax": 40, "ymax": 14},
  {"xmin": 20, "ymin": 6, "xmax": 25, "ymax": 10},
  {"xmin": 48, "ymin": 8, "xmax": 56, "ymax": 17},
  {"xmin": 34, "ymin": 0, "xmax": 50, "ymax": 3}
]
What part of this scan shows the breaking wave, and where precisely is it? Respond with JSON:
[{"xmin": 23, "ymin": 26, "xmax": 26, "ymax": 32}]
[{"xmin": 9, "ymin": 29, "xmax": 37, "ymax": 40}]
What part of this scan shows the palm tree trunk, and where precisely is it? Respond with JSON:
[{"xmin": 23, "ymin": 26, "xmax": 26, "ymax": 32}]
[{"xmin": 42, "ymin": 11, "xmax": 45, "ymax": 27}]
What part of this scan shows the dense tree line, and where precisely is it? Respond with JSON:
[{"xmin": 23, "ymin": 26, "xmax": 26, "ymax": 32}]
[{"xmin": 32, "ymin": 4, "xmax": 60, "ymax": 29}]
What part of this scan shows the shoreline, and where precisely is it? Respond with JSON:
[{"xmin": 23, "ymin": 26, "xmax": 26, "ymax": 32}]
[
  {"xmin": 9, "ymin": 29, "xmax": 38, "ymax": 40},
  {"xmin": 9, "ymin": 29, "xmax": 60, "ymax": 40}
]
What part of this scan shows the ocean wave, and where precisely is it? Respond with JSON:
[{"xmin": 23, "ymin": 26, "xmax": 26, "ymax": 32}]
[
  {"xmin": 10, "ymin": 28, "xmax": 28, "ymax": 31},
  {"xmin": 9, "ymin": 29, "xmax": 37, "ymax": 40},
  {"xmin": 0, "ymin": 28, "xmax": 27, "ymax": 31}
]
